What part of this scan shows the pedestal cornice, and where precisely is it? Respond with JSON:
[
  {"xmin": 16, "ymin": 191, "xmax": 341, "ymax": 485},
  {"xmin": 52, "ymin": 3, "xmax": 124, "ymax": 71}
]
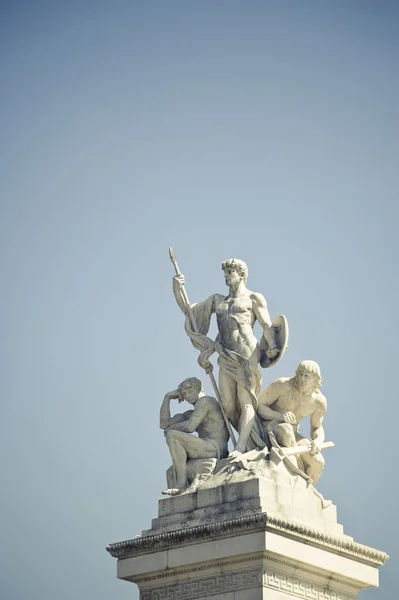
[{"xmin": 106, "ymin": 512, "xmax": 388, "ymax": 567}]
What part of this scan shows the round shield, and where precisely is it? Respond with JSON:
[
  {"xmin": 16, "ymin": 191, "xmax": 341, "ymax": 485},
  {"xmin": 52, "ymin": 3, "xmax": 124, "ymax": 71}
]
[{"xmin": 259, "ymin": 315, "xmax": 289, "ymax": 368}]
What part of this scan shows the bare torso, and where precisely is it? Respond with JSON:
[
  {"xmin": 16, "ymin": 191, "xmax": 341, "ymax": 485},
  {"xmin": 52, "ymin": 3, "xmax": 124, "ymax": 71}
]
[
  {"xmin": 172, "ymin": 273, "xmax": 275, "ymax": 455},
  {"xmin": 192, "ymin": 396, "xmax": 229, "ymax": 452},
  {"xmin": 215, "ymin": 291, "xmax": 258, "ymax": 359},
  {"xmin": 264, "ymin": 379, "xmax": 323, "ymax": 428}
]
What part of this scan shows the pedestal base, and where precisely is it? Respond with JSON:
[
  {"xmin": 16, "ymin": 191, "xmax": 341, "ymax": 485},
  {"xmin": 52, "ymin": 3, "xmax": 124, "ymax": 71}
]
[{"xmin": 107, "ymin": 477, "xmax": 388, "ymax": 599}]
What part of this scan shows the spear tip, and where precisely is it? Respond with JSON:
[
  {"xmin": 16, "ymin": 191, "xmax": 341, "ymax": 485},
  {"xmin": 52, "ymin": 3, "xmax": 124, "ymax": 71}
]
[{"xmin": 169, "ymin": 247, "xmax": 176, "ymax": 263}]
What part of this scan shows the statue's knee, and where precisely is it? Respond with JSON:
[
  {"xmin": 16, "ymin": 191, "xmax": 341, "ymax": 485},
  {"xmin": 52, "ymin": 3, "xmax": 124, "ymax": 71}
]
[
  {"xmin": 275, "ymin": 423, "xmax": 295, "ymax": 447},
  {"xmin": 165, "ymin": 430, "xmax": 178, "ymax": 443},
  {"xmin": 308, "ymin": 460, "xmax": 324, "ymax": 483},
  {"xmin": 305, "ymin": 452, "xmax": 325, "ymax": 481},
  {"xmin": 313, "ymin": 452, "xmax": 325, "ymax": 467}
]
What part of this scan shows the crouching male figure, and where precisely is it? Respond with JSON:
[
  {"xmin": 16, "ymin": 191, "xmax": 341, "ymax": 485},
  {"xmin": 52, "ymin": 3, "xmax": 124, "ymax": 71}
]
[
  {"xmin": 160, "ymin": 377, "xmax": 229, "ymax": 496},
  {"xmin": 257, "ymin": 360, "xmax": 327, "ymax": 483}
]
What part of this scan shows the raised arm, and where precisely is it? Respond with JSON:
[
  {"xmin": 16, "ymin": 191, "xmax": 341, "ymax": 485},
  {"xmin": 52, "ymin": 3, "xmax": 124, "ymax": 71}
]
[
  {"xmin": 172, "ymin": 274, "xmax": 189, "ymax": 315},
  {"xmin": 173, "ymin": 274, "xmax": 222, "ymax": 318},
  {"xmin": 251, "ymin": 293, "xmax": 278, "ymax": 355},
  {"xmin": 160, "ymin": 389, "xmax": 181, "ymax": 429}
]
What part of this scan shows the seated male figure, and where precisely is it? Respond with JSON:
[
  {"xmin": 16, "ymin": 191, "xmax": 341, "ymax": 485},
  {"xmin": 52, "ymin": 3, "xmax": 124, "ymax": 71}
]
[{"xmin": 160, "ymin": 377, "xmax": 229, "ymax": 495}]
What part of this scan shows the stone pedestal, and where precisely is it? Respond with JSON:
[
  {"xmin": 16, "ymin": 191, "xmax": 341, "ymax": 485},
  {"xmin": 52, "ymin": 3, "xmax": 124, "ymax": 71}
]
[{"xmin": 107, "ymin": 475, "xmax": 388, "ymax": 599}]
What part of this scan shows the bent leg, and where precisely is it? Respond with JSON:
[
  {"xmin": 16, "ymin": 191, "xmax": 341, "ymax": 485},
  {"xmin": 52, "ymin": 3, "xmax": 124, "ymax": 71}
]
[
  {"xmin": 273, "ymin": 423, "xmax": 296, "ymax": 447},
  {"xmin": 164, "ymin": 430, "xmax": 188, "ymax": 491},
  {"xmin": 301, "ymin": 451, "xmax": 325, "ymax": 483},
  {"xmin": 295, "ymin": 433, "xmax": 311, "ymax": 447},
  {"xmin": 168, "ymin": 430, "xmax": 219, "ymax": 460},
  {"xmin": 164, "ymin": 430, "xmax": 219, "ymax": 494}
]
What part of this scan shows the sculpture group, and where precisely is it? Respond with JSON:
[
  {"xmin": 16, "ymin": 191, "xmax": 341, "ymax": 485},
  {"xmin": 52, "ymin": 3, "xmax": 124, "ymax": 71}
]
[{"xmin": 161, "ymin": 251, "xmax": 332, "ymax": 496}]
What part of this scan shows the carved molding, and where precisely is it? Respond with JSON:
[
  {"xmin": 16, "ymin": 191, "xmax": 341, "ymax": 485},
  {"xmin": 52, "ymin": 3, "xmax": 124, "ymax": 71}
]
[
  {"xmin": 266, "ymin": 514, "xmax": 388, "ymax": 566},
  {"xmin": 140, "ymin": 568, "xmax": 262, "ymax": 600},
  {"xmin": 265, "ymin": 555, "xmax": 359, "ymax": 591},
  {"xmin": 134, "ymin": 554, "xmax": 263, "ymax": 585},
  {"xmin": 133, "ymin": 553, "xmax": 360, "ymax": 592},
  {"xmin": 264, "ymin": 571, "xmax": 355, "ymax": 600},
  {"xmin": 139, "ymin": 568, "xmax": 356, "ymax": 600},
  {"xmin": 107, "ymin": 513, "xmax": 267, "ymax": 558},
  {"xmin": 106, "ymin": 512, "xmax": 388, "ymax": 567}
]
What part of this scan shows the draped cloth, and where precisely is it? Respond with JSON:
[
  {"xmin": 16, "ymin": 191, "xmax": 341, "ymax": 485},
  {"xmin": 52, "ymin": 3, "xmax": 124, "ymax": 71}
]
[
  {"xmin": 184, "ymin": 295, "xmax": 266, "ymax": 449},
  {"xmin": 215, "ymin": 340, "xmax": 261, "ymax": 407},
  {"xmin": 183, "ymin": 295, "xmax": 218, "ymax": 368}
]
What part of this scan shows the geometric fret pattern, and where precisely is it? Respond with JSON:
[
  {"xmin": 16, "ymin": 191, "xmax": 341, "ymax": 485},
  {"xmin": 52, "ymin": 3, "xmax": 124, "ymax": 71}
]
[
  {"xmin": 141, "ymin": 569, "xmax": 260, "ymax": 599},
  {"xmin": 265, "ymin": 572, "xmax": 354, "ymax": 599},
  {"xmin": 140, "ymin": 568, "xmax": 355, "ymax": 600}
]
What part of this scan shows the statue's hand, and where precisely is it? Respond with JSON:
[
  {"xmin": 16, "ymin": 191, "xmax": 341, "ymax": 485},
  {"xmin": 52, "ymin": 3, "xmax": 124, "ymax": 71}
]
[
  {"xmin": 266, "ymin": 346, "xmax": 279, "ymax": 359},
  {"xmin": 310, "ymin": 440, "xmax": 322, "ymax": 455},
  {"xmin": 173, "ymin": 274, "xmax": 185, "ymax": 288},
  {"xmin": 282, "ymin": 412, "xmax": 296, "ymax": 424},
  {"xmin": 199, "ymin": 358, "xmax": 213, "ymax": 374},
  {"xmin": 164, "ymin": 389, "xmax": 182, "ymax": 402}
]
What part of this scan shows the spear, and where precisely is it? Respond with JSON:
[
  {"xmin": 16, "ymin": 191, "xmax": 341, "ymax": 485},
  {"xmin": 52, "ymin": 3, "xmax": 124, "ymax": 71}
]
[{"xmin": 169, "ymin": 247, "xmax": 237, "ymax": 447}]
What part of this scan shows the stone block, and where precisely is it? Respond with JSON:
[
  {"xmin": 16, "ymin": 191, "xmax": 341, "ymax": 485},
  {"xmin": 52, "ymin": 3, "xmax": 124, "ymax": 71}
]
[
  {"xmin": 158, "ymin": 493, "xmax": 197, "ymax": 517},
  {"xmin": 117, "ymin": 551, "xmax": 168, "ymax": 580},
  {"xmin": 108, "ymin": 476, "xmax": 388, "ymax": 599}
]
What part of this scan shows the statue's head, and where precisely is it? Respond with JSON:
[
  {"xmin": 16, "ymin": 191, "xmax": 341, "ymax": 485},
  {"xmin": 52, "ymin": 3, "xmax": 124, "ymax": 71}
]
[
  {"xmin": 222, "ymin": 258, "xmax": 248, "ymax": 285},
  {"xmin": 178, "ymin": 377, "xmax": 203, "ymax": 404},
  {"xmin": 295, "ymin": 360, "xmax": 322, "ymax": 393}
]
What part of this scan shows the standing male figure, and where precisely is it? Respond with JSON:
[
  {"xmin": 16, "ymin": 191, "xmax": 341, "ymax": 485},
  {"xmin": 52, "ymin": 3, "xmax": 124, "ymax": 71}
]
[
  {"xmin": 173, "ymin": 259, "xmax": 279, "ymax": 457},
  {"xmin": 257, "ymin": 360, "xmax": 327, "ymax": 483},
  {"xmin": 160, "ymin": 377, "xmax": 229, "ymax": 496}
]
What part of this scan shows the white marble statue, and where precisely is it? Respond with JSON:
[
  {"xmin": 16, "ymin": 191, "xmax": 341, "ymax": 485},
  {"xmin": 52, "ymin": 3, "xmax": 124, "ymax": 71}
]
[
  {"xmin": 160, "ymin": 377, "xmax": 229, "ymax": 496},
  {"xmin": 173, "ymin": 259, "xmax": 282, "ymax": 458},
  {"xmin": 257, "ymin": 360, "xmax": 327, "ymax": 483}
]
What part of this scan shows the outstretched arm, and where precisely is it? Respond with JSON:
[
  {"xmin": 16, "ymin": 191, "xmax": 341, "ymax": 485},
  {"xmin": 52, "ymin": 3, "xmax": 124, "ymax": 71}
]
[{"xmin": 252, "ymin": 293, "xmax": 278, "ymax": 357}]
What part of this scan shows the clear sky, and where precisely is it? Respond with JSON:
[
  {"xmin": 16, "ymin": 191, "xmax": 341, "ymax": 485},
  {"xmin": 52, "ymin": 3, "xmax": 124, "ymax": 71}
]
[{"xmin": 1, "ymin": 2, "xmax": 398, "ymax": 599}]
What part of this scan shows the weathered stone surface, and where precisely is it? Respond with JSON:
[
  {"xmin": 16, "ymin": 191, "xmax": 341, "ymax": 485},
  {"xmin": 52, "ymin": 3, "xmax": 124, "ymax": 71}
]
[
  {"xmin": 172, "ymin": 256, "xmax": 288, "ymax": 455},
  {"xmin": 257, "ymin": 360, "xmax": 328, "ymax": 485},
  {"xmin": 108, "ymin": 513, "xmax": 388, "ymax": 599},
  {"xmin": 106, "ymin": 252, "xmax": 389, "ymax": 599},
  {"xmin": 160, "ymin": 377, "xmax": 228, "ymax": 496},
  {"xmin": 145, "ymin": 458, "xmax": 343, "ymax": 539}
]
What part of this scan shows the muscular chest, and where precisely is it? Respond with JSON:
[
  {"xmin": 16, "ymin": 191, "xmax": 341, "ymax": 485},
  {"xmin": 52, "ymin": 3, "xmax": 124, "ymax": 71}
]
[
  {"xmin": 275, "ymin": 391, "xmax": 315, "ymax": 419},
  {"xmin": 216, "ymin": 296, "xmax": 253, "ymax": 320}
]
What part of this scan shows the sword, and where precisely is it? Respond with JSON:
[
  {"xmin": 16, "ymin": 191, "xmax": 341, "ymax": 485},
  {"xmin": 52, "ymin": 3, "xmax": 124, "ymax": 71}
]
[
  {"xmin": 238, "ymin": 440, "xmax": 334, "ymax": 463},
  {"xmin": 283, "ymin": 440, "xmax": 334, "ymax": 456}
]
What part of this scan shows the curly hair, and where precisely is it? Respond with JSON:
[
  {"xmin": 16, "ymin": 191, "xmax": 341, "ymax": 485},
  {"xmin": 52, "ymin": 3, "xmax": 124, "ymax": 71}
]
[
  {"xmin": 221, "ymin": 258, "xmax": 248, "ymax": 283},
  {"xmin": 178, "ymin": 377, "xmax": 203, "ymax": 397}
]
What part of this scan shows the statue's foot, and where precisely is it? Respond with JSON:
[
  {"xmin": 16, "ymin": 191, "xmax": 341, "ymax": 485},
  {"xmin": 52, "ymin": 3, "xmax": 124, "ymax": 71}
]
[
  {"xmin": 162, "ymin": 487, "xmax": 185, "ymax": 496},
  {"xmin": 183, "ymin": 479, "xmax": 201, "ymax": 494}
]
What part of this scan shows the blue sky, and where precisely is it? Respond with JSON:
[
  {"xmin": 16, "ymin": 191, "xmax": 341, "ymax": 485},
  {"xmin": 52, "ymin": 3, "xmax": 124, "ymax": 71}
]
[{"xmin": 1, "ymin": 2, "xmax": 398, "ymax": 598}]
